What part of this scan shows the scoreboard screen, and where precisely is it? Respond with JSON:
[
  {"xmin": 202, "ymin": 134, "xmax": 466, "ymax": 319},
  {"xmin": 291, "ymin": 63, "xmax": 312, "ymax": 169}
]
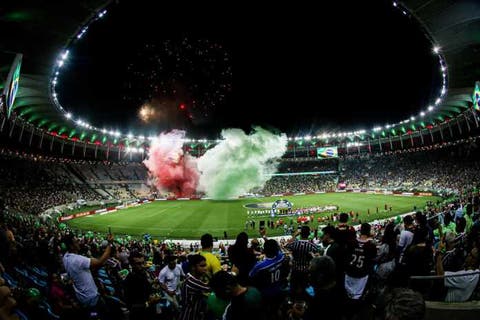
[{"xmin": 317, "ymin": 146, "xmax": 338, "ymax": 158}]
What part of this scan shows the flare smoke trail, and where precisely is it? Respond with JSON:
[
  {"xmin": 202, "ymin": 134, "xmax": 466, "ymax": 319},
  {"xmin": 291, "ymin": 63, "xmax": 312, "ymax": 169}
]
[
  {"xmin": 197, "ymin": 127, "xmax": 287, "ymax": 199},
  {"xmin": 143, "ymin": 130, "xmax": 199, "ymax": 197}
]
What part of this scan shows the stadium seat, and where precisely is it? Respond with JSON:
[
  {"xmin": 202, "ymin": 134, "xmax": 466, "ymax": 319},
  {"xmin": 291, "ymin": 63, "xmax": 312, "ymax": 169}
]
[
  {"xmin": 14, "ymin": 267, "xmax": 29, "ymax": 278},
  {"xmin": 2, "ymin": 272, "xmax": 18, "ymax": 288},
  {"xmin": 38, "ymin": 301, "xmax": 60, "ymax": 320},
  {"xmin": 13, "ymin": 309, "xmax": 29, "ymax": 320}
]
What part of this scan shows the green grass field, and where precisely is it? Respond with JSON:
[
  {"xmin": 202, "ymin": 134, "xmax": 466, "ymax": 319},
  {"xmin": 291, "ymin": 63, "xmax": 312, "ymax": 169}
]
[{"xmin": 66, "ymin": 193, "xmax": 440, "ymax": 239}]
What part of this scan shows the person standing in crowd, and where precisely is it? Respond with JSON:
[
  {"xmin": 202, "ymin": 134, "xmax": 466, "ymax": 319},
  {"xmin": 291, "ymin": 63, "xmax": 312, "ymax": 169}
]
[
  {"xmin": 62, "ymin": 233, "xmax": 112, "ymax": 310},
  {"xmin": 228, "ymin": 232, "xmax": 256, "ymax": 286},
  {"xmin": 397, "ymin": 215, "xmax": 415, "ymax": 263},
  {"xmin": 321, "ymin": 225, "xmax": 345, "ymax": 285},
  {"xmin": 124, "ymin": 251, "xmax": 160, "ymax": 319},
  {"xmin": 249, "ymin": 239, "xmax": 290, "ymax": 318},
  {"xmin": 344, "ymin": 223, "xmax": 377, "ymax": 318},
  {"xmin": 158, "ymin": 255, "xmax": 185, "ymax": 312},
  {"xmin": 285, "ymin": 226, "xmax": 319, "ymax": 297},
  {"xmin": 336, "ymin": 212, "xmax": 356, "ymax": 250},
  {"xmin": 436, "ymin": 236, "xmax": 480, "ymax": 302},
  {"xmin": 379, "ymin": 288, "xmax": 426, "ymax": 320},
  {"xmin": 180, "ymin": 254, "xmax": 211, "ymax": 320},
  {"xmin": 210, "ymin": 271, "xmax": 264, "ymax": 320},
  {"xmin": 304, "ymin": 256, "xmax": 343, "ymax": 320},
  {"xmin": 200, "ymin": 233, "xmax": 222, "ymax": 282}
]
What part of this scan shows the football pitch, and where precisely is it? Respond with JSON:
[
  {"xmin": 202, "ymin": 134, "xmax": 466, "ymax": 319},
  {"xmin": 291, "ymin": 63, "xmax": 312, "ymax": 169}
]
[{"xmin": 66, "ymin": 193, "xmax": 441, "ymax": 239}]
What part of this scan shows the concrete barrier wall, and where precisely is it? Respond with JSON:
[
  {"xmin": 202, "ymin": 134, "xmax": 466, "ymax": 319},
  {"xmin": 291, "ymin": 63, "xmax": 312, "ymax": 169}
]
[{"xmin": 426, "ymin": 301, "xmax": 480, "ymax": 320}]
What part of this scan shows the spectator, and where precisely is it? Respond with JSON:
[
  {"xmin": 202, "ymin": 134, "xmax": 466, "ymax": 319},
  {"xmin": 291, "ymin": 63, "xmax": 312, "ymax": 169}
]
[
  {"xmin": 158, "ymin": 255, "xmax": 184, "ymax": 311},
  {"xmin": 0, "ymin": 285, "xmax": 18, "ymax": 320},
  {"xmin": 344, "ymin": 223, "xmax": 377, "ymax": 318},
  {"xmin": 398, "ymin": 215, "xmax": 414, "ymax": 263},
  {"xmin": 322, "ymin": 225, "xmax": 344, "ymax": 280},
  {"xmin": 380, "ymin": 288, "xmax": 425, "ymax": 320},
  {"xmin": 62, "ymin": 233, "xmax": 112, "ymax": 309},
  {"xmin": 285, "ymin": 226, "xmax": 319, "ymax": 297},
  {"xmin": 200, "ymin": 234, "xmax": 222, "ymax": 282},
  {"xmin": 124, "ymin": 251, "xmax": 159, "ymax": 319},
  {"xmin": 436, "ymin": 241, "xmax": 480, "ymax": 302},
  {"xmin": 249, "ymin": 239, "xmax": 289, "ymax": 317},
  {"xmin": 180, "ymin": 254, "xmax": 210, "ymax": 320},
  {"xmin": 227, "ymin": 232, "xmax": 256, "ymax": 286},
  {"xmin": 210, "ymin": 271, "xmax": 264, "ymax": 320},
  {"xmin": 305, "ymin": 256, "xmax": 343, "ymax": 320}
]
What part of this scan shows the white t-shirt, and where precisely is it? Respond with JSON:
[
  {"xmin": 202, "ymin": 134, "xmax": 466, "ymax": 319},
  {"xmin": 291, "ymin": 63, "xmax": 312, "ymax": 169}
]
[
  {"xmin": 158, "ymin": 264, "xmax": 185, "ymax": 293},
  {"xmin": 444, "ymin": 269, "xmax": 480, "ymax": 302},
  {"xmin": 398, "ymin": 229, "xmax": 414, "ymax": 263},
  {"xmin": 62, "ymin": 253, "xmax": 98, "ymax": 305}
]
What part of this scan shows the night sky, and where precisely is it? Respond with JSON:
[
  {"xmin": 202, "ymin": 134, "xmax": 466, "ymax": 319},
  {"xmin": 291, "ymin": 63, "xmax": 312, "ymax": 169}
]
[{"xmin": 57, "ymin": 0, "xmax": 442, "ymax": 138}]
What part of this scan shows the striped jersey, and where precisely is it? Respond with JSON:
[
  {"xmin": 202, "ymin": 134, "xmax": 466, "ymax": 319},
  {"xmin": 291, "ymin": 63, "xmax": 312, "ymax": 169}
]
[
  {"xmin": 285, "ymin": 240, "xmax": 319, "ymax": 273},
  {"xmin": 179, "ymin": 273, "xmax": 211, "ymax": 320}
]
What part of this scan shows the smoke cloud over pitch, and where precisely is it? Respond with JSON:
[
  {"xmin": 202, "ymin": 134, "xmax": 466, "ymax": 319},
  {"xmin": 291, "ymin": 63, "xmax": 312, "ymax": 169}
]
[
  {"xmin": 196, "ymin": 127, "xmax": 287, "ymax": 199},
  {"xmin": 143, "ymin": 130, "xmax": 199, "ymax": 197}
]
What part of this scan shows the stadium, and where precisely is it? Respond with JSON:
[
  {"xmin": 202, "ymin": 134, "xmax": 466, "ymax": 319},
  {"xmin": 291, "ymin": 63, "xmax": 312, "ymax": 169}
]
[{"xmin": 1, "ymin": 1, "xmax": 480, "ymax": 319}]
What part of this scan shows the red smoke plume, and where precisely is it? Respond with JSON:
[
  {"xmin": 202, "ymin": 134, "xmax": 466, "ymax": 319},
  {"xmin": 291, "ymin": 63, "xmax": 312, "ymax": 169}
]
[{"xmin": 143, "ymin": 130, "xmax": 199, "ymax": 197}]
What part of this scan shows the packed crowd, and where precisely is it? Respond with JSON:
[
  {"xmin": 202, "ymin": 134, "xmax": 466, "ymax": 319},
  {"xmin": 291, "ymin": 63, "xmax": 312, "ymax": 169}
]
[
  {"xmin": 340, "ymin": 138, "xmax": 480, "ymax": 194},
  {"xmin": 1, "ymin": 139, "xmax": 480, "ymax": 319},
  {"xmin": 0, "ymin": 149, "xmax": 149, "ymax": 215},
  {"xmin": 261, "ymin": 175, "xmax": 337, "ymax": 194},
  {"xmin": 1, "ymin": 190, "xmax": 480, "ymax": 320}
]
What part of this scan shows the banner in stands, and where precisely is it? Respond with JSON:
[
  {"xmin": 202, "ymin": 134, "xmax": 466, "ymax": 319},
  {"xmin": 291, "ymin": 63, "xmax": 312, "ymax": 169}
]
[
  {"xmin": 317, "ymin": 146, "xmax": 338, "ymax": 158},
  {"xmin": 473, "ymin": 81, "xmax": 480, "ymax": 111},
  {"xmin": 3, "ymin": 54, "xmax": 22, "ymax": 118}
]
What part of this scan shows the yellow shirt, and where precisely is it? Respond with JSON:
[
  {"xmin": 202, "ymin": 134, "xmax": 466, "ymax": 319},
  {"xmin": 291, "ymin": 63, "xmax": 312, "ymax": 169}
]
[{"xmin": 201, "ymin": 251, "xmax": 222, "ymax": 280}]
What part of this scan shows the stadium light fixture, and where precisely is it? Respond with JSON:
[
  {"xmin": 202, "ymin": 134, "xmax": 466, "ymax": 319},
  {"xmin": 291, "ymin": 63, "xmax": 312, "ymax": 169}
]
[
  {"xmin": 393, "ymin": 2, "xmax": 397, "ymax": 7},
  {"xmin": 65, "ymin": 113, "xmax": 72, "ymax": 119},
  {"xmin": 138, "ymin": 135, "xmax": 145, "ymax": 140},
  {"xmin": 98, "ymin": 10, "xmax": 107, "ymax": 18},
  {"xmin": 435, "ymin": 98, "xmax": 441, "ymax": 105},
  {"xmin": 410, "ymin": 116, "xmax": 415, "ymax": 121},
  {"xmin": 420, "ymin": 111, "xmax": 425, "ymax": 117},
  {"xmin": 428, "ymin": 106, "xmax": 434, "ymax": 111},
  {"xmin": 385, "ymin": 124, "xmax": 391, "ymax": 129},
  {"xmin": 433, "ymin": 46, "xmax": 440, "ymax": 54},
  {"xmin": 114, "ymin": 131, "xmax": 120, "ymax": 137},
  {"xmin": 127, "ymin": 133, "xmax": 133, "ymax": 139},
  {"xmin": 61, "ymin": 50, "xmax": 69, "ymax": 60}
]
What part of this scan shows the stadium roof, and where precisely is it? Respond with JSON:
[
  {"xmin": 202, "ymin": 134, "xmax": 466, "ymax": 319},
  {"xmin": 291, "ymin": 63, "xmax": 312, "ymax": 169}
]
[{"xmin": 0, "ymin": 0, "xmax": 479, "ymax": 146}]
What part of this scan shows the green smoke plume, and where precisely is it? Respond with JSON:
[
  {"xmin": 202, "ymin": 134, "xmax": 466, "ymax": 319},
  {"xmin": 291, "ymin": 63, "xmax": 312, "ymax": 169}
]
[{"xmin": 197, "ymin": 127, "xmax": 287, "ymax": 199}]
